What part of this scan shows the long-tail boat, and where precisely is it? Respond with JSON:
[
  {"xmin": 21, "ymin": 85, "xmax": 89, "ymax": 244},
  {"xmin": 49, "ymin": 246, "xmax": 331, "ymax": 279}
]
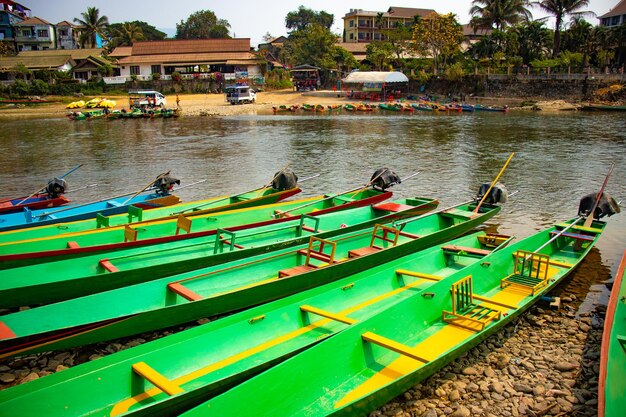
[
  {"xmin": 0, "ymin": 195, "xmax": 437, "ymax": 307},
  {"xmin": 181, "ymin": 214, "xmax": 611, "ymax": 417},
  {"xmin": 599, "ymin": 249, "xmax": 626, "ymax": 417},
  {"xmin": 0, "ymin": 232, "xmax": 512, "ymax": 415},
  {"xmin": 0, "ymin": 199, "xmax": 505, "ymax": 358},
  {"xmin": 0, "ymin": 173, "xmax": 182, "ymax": 232},
  {"xmin": 0, "ymin": 188, "xmax": 392, "ymax": 269},
  {"xmin": 0, "ymin": 184, "xmax": 301, "ymax": 245}
]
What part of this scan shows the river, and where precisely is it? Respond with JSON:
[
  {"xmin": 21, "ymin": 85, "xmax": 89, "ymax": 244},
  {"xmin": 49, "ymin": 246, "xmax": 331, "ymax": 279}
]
[{"xmin": 1, "ymin": 111, "xmax": 624, "ymax": 311}]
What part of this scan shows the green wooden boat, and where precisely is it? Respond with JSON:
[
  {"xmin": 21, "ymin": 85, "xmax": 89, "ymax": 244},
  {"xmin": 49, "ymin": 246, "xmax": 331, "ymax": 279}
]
[
  {"xmin": 0, "ymin": 195, "xmax": 437, "ymax": 308},
  {"xmin": 0, "ymin": 185, "xmax": 301, "ymax": 245},
  {"xmin": 0, "ymin": 189, "xmax": 388, "ymax": 269},
  {"xmin": 182, "ymin": 216, "xmax": 608, "ymax": 417},
  {"xmin": 582, "ymin": 104, "xmax": 626, "ymax": 112},
  {"xmin": 0, "ymin": 200, "xmax": 501, "ymax": 358},
  {"xmin": 599, "ymin": 249, "xmax": 626, "ymax": 417},
  {"xmin": 0, "ymin": 231, "xmax": 512, "ymax": 416}
]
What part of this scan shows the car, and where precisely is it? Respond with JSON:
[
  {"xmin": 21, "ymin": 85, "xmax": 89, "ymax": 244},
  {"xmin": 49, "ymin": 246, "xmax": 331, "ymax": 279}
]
[{"xmin": 225, "ymin": 85, "xmax": 256, "ymax": 105}]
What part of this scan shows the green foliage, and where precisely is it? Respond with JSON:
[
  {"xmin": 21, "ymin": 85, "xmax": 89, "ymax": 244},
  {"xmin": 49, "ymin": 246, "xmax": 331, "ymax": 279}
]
[
  {"xmin": 107, "ymin": 22, "xmax": 145, "ymax": 49},
  {"xmin": 108, "ymin": 21, "xmax": 165, "ymax": 41},
  {"xmin": 412, "ymin": 13, "xmax": 464, "ymax": 74},
  {"xmin": 282, "ymin": 23, "xmax": 337, "ymax": 68},
  {"xmin": 130, "ymin": 74, "xmax": 138, "ymax": 82},
  {"xmin": 558, "ymin": 50, "xmax": 583, "ymax": 68},
  {"xmin": 12, "ymin": 80, "xmax": 30, "ymax": 96},
  {"xmin": 97, "ymin": 63, "xmax": 113, "ymax": 77},
  {"xmin": 265, "ymin": 69, "xmax": 293, "ymax": 89},
  {"xmin": 529, "ymin": 57, "xmax": 560, "ymax": 70},
  {"xmin": 172, "ymin": 71, "xmax": 182, "ymax": 82},
  {"xmin": 74, "ymin": 6, "xmax": 109, "ymax": 48},
  {"xmin": 285, "ymin": 6, "xmax": 333, "ymax": 32},
  {"xmin": 152, "ymin": 72, "xmax": 162, "ymax": 81},
  {"xmin": 366, "ymin": 41, "xmax": 395, "ymax": 71},
  {"xmin": 30, "ymin": 79, "xmax": 49, "ymax": 95},
  {"xmin": 445, "ymin": 62, "xmax": 465, "ymax": 81},
  {"xmin": 469, "ymin": 0, "xmax": 533, "ymax": 31},
  {"xmin": 176, "ymin": 10, "xmax": 231, "ymax": 39}
]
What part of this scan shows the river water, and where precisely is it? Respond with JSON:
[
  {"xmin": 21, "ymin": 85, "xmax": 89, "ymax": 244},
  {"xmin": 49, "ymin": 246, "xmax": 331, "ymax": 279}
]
[{"xmin": 1, "ymin": 111, "xmax": 625, "ymax": 311}]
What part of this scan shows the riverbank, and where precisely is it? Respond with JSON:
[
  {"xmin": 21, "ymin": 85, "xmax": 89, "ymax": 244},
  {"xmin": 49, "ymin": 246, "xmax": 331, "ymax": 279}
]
[{"xmin": 0, "ymin": 90, "xmax": 614, "ymax": 119}]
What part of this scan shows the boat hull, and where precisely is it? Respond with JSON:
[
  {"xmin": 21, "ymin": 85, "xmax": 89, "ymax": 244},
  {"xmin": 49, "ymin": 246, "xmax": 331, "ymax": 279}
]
[{"xmin": 0, "ymin": 194, "xmax": 70, "ymax": 214}]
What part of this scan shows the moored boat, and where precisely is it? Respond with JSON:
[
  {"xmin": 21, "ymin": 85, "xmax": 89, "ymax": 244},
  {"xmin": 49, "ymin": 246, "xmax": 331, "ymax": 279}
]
[
  {"xmin": 474, "ymin": 104, "xmax": 509, "ymax": 113},
  {"xmin": 0, "ymin": 194, "xmax": 70, "ymax": 214},
  {"xmin": 599, "ymin": 249, "xmax": 626, "ymax": 417},
  {"xmin": 0, "ymin": 174, "xmax": 182, "ymax": 232},
  {"xmin": 581, "ymin": 104, "xmax": 626, "ymax": 112},
  {"xmin": 0, "ymin": 189, "xmax": 408, "ymax": 306},
  {"xmin": 181, "ymin": 211, "xmax": 612, "ymax": 417},
  {"xmin": 0, "ymin": 231, "xmax": 512, "ymax": 415},
  {"xmin": 0, "ymin": 197, "xmax": 444, "ymax": 358}
]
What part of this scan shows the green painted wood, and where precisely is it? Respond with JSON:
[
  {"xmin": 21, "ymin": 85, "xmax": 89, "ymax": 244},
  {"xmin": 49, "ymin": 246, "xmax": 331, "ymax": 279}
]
[
  {"xmin": 600, "ymin": 250, "xmax": 626, "ymax": 417},
  {"xmin": 179, "ymin": 218, "xmax": 606, "ymax": 417},
  {"xmin": 0, "ymin": 195, "xmax": 437, "ymax": 307},
  {"xmin": 0, "ymin": 231, "xmax": 509, "ymax": 416},
  {"xmin": 0, "ymin": 186, "xmax": 300, "ymax": 245}
]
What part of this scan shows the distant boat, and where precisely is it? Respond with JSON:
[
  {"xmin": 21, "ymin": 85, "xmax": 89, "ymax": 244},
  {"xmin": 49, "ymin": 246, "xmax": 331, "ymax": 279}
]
[{"xmin": 581, "ymin": 104, "xmax": 626, "ymax": 112}]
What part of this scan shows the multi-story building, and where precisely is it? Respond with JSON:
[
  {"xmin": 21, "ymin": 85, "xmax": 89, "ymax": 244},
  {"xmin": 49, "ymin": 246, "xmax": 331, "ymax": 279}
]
[
  {"xmin": 55, "ymin": 20, "xmax": 79, "ymax": 49},
  {"xmin": 13, "ymin": 16, "xmax": 56, "ymax": 51},
  {"xmin": 0, "ymin": 0, "xmax": 30, "ymax": 52},
  {"xmin": 599, "ymin": 0, "xmax": 626, "ymax": 27},
  {"xmin": 342, "ymin": 6, "xmax": 435, "ymax": 43}
]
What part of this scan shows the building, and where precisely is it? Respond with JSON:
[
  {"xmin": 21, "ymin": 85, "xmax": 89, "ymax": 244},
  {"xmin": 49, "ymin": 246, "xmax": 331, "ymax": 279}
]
[
  {"xmin": 13, "ymin": 16, "xmax": 56, "ymax": 51},
  {"xmin": 0, "ymin": 54, "xmax": 74, "ymax": 81},
  {"xmin": 343, "ymin": 6, "xmax": 435, "ymax": 43},
  {"xmin": 599, "ymin": 0, "xmax": 626, "ymax": 27},
  {"xmin": 55, "ymin": 20, "xmax": 80, "ymax": 50},
  {"xmin": 108, "ymin": 38, "xmax": 264, "ymax": 84},
  {"xmin": 0, "ymin": 0, "xmax": 30, "ymax": 52}
]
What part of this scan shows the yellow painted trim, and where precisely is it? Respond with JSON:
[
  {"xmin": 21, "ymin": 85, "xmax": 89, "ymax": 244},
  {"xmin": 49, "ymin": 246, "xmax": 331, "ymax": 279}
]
[
  {"xmin": 111, "ymin": 274, "xmax": 437, "ymax": 415},
  {"xmin": 548, "ymin": 260, "xmax": 574, "ymax": 268},
  {"xmin": 300, "ymin": 305, "xmax": 357, "ymax": 325},
  {"xmin": 132, "ymin": 362, "xmax": 184, "ymax": 396},
  {"xmin": 362, "ymin": 332, "xmax": 429, "ymax": 362},
  {"xmin": 472, "ymin": 294, "xmax": 518, "ymax": 310},
  {"xmin": 395, "ymin": 269, "xmax": 442, "ymax": 281}
]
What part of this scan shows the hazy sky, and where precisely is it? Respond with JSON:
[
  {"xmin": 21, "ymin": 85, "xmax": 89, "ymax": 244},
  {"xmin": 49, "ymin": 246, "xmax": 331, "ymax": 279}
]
[{"xmin": 24, "ymin": 0, "xmax": 616, "ymax": 46}]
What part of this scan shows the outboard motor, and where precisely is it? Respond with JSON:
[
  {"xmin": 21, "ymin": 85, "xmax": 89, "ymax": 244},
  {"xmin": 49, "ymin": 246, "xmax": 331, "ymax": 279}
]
[
  {"xmin": 153, "ymin": 173, "xmax": 180, "ymax": 196},
  {"xmin": 371, "ymin": 168, "xmax": 401, "ymax": 191},
  {"xmin": 578, "ymin": 192, "xmax": 620, "ymax": 220},
  {"xmin": 475, "ymin": 182, "xmax": 508, "ymax": 205},
  {"xmin": 46, "ymin": 178, "xmax": 67, "ymax": 198},
  {"xmin": 272, "ymin": 169, "xmax": 298, "ymax": 191}
]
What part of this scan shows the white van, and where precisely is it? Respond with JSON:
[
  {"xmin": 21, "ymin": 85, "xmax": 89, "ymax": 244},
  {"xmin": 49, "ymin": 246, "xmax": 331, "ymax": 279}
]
[
  {"xmin": 225, "ymin": 85, "xmax": 256, "ymax": 105},
  {"xmin": 129, "ymin": 90, "xmax": 167, "ymax": 108}
]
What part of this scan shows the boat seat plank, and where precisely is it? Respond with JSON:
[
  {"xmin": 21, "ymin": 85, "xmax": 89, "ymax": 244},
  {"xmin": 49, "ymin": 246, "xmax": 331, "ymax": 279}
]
[
  {"xmin": 549, "ymin": 231, "xmax": 595, "ymax": 242},
  {"xmin": 124, "ymin": 225, "xmax": 138, "ymax": 243},
  {"xmin": 280, "ymin": 236, "xmax": 337, "ymax": 277},
  {"xmin": 443, "ymin": 275, "xmax": 501, "ymax": 331},
  {"xmin": 348, "ymin": 246, "xmax": 380, "ymax": 258},
  {"xmin": 398, "ymin": 231, "xmax": 420, "ymax": 239},
  {"xmin": 362, "ymin": 332, "xmax": 429, "ymax": 363},
  {"xmin": 67, "ymin": 241, "xmax": 80, "ymax": 249},
  {"xmin": 278, "ymin": 265, "xmax": 316, "ymax": 278},
  {"xmin": 175, "ymin": 215, "xmax": 192, "ymax": 235},
  {"xmin": 500, "ymin": 251, "xmax": 550, "ymax": 295},
  {"xmin": 441, "ymin": 208, "xmax": 474, "ymax": 219},
  {"xmin": 372, "ymin": 202, "xmax": 415, "ymax": 212},
  {"xmin": 395, "ymin": 269, "xmax": 442, "ymax": 281},
  {"xmin": 99, "ymin": 259, "xmax": 119, "ymax": 273},
  {"xmin": 106, "ymin": 201, "xmax": 122, "ymax": 208},
  {"xmin": 300, "ymin": 305, "xmax": 356, "ymax": 325},
  {"xmin": 132, "ymin": 361, "xmax": 184, "ymax": 396},
  {"xmin": 167, "ymin": 282, "xmax": 203, "ymax": 301},
  {"xmin": 442, "ymin": 245, "xmax": 491, "ymax": 256}
]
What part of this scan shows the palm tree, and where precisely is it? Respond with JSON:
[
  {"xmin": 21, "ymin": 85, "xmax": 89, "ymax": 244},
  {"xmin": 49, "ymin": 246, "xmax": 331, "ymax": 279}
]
[
  {"xmin": 74, "ymin": 7, "xmax": 109, "ymax": 48},
  {"xmin": 512, "ymin": 21, "xmax": 552, "ymax": 64},
  {"xmin": 535, "ymin": 0, "xmax": 590, "ymax": 57},
  {"xmin": 470, "ymin": 0, "xmax": 533, "ymax": 31},
  {"xmin": 109, "ymin": 22, "xmax": 145, "ymax": 47}
]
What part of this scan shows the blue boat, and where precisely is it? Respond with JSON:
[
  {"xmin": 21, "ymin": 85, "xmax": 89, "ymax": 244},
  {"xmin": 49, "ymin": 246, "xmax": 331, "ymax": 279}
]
[{"xmin": 0, "ymin": 175, "xmax": 181, "ymax": 232}]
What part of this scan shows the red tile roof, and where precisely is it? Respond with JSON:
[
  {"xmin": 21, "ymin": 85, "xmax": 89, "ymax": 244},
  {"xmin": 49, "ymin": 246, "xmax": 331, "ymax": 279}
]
[
  {"xmin": 599, "ymin": 0, "xmax": 626, "ymax": 18},
  {"xmin": 387, "ymin": 7, "xmax": 436, "ymax": 18},
  {"xmin": 117, "ymin": 51, "xmax": 258, "ymax": 65},
  {"xmin": 131, "ymin": 39, "xmax": 251, "ymax": 56},
  {"xmin": 13, "ymin": 16, "xmax": 52, "ymax": 26}
]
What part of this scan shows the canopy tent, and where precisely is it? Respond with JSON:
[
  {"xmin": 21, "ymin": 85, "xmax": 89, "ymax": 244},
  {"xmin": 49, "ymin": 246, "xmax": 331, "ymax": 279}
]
[{"xmin": 342, "ymin": 71, "xmax": 409, "ymax": 84}]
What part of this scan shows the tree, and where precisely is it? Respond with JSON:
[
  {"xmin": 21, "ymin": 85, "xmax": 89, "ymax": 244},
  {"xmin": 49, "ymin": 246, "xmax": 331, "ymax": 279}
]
[
  {"xmin": 281, "ymin": 23, "xmax": 337, "ymax": 67},
  {"xmin": 510, "ymin": 21, "xmax": 551, "ymax": 64},
  {"xmin": 176, "ymin": 10, "xmax": 231, "ymax": 39},
  {"xmin": 285, "ymin": 6, "xmax": 333, "ymax": 32},
  {"xmin": 0, "ymin": 41, "xmax": 14, "ymax": 56},
  {"xmin": 366, "ymin": 41, "xmax": 395, "ymax": 70},
  {"xmin": 108, "ymin": 22, "xmax": 145, "ymax": 48},
  {"xmin": 262, "ymin": 32, "xmax": 275, "ymax": 42},
  {"xmin": 108, "ymin": 21, "xmax": 166, "ymax": 42},
  {"xmin": 470, "ymin": 0, "xmax": 533, "ymax": 31},
  {"xmin": 412, "ymin": 13, "xmax": 464, "ymax": 74},
  {"xmin": 74, "ymin": 6, "xmax": 109, "ymax": 48},
  {"xmin": 535, "ymin": 0, "xmax": 590, "ymax": 57}
]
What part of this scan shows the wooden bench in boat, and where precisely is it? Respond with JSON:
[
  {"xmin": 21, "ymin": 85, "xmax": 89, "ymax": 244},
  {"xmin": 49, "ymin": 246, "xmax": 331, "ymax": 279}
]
[
  {"xmin": 372, "ymin": 202, "xmax": 415, "ymax": 213},
  {"xmin": 348, "ymin": 224, "xmax": 400, "ymax": 258},
  {"xmin": 442, "ymin": 245, "xmax": 491, "ymax": 257},
  {"xmin": 500, "ymin": 250, "xmax": 550, "ymax": 295},
  {"xmin": 175, "ymin": 214, "xmax": 192, "ymax": 235},
  {"xmin": 362, "ymin": 332, "xmax": 429, "ymax": 363},
  {"xmin": 167, "ymin": 282, "xmax": 202, "ymax": 301},
  {"xmin": 300, "ymin": 305, "xmax": 356, "ymax": 325},
  {"xmin": 442, "ymin": 275, "xmax": 501, "ymax": 331},
  {"xmin": 278, "ymin": 237, "xmax": 337, "ymax": 278},
  {"xmin": 123, "ymin": 225, "xmax": 138, "ymax": 242}
]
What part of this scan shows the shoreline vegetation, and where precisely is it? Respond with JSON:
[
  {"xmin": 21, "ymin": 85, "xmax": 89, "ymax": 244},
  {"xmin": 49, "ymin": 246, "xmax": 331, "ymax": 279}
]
[{"xmin": 1, "ymin": 88, "xmax": 624, "ymax": 119}]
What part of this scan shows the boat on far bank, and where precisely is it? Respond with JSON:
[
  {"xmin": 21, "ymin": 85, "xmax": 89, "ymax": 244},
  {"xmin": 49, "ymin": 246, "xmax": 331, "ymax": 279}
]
[{"xmin": 581, "ymin": 103, "xmax": 626, "ymax": 112}]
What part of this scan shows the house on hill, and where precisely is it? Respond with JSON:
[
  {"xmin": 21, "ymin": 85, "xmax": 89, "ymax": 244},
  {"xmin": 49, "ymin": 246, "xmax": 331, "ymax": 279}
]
[
  {"xmin": 107, "ymin": 38, "xmax": 264, "ymax": 84},
  {"xmin": 13, "ymin": 16, "xmax": 55, "ymax": 51},
  {"xmin": 342, "ymin": 6, "xmax": 435, "ymax": 43},
  {"xmin": 599, "ymin": 0, "xmax": 626, "ymax": 27}
]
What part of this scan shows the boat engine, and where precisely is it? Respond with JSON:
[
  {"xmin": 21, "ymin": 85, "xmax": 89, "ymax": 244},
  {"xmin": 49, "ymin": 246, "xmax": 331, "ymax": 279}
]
[
  {"xmin": 578, "ymin": 192, "xmax": 620, "ymax": 220},
  {"xmin": 475, "ymin": 182, "xmax": 508, "ymax": 204},
  {"xmin": 272, "ymin": 169, "xmax": 298, "ymax": 191},
  {"xmin": 45, "ymin": 178, "xmax": 67, "ymax": 198},
  {"xmin": 153, "ymin": 173, "xmax": 180, "ymax": 196},
  {"xmin": 371, "ymin": 168, "xmax": 401, "ymax": 191}
]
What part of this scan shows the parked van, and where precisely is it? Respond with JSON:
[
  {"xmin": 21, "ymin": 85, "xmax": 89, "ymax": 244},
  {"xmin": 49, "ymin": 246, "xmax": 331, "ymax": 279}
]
[
  {"xmin": 129, "ymin": 90, "xmax": 167, "ymax": 108},
  {"xmin": 225, "ymin": 85, "xmax": 256, "ymax": 105}
]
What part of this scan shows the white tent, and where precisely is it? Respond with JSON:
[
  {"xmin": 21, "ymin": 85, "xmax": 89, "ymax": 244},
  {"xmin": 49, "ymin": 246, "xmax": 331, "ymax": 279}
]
[{"xmin": 342, "ymin": 71, "xmax": 409, "ymax": 84}]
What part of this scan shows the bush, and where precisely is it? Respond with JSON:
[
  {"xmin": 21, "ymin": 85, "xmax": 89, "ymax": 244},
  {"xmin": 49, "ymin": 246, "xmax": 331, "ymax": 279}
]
[
  {"xmin": 30, "ymin": 79, "xmax": 49, "ymax": 95},
  {"xmin": 151, "ymin": 72, "xmax": 161, "ymax": 81},
  {"xmin": 12, "ymin": 79, "xmax": 30, "ymax": 96},
  {"xmin": 172, "ymin": 71, "xmax": 181, "ymax": 82}
]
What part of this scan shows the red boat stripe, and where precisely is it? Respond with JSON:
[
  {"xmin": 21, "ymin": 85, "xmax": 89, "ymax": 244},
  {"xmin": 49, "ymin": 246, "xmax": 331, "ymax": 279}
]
[{"xmin": 0, "ymin": 322, "xmax": 16, "ymax": 339}]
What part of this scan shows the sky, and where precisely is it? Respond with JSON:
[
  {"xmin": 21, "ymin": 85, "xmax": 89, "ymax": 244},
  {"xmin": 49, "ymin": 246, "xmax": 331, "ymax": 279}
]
[{"xmin": 24, "ymin": 0, "xmax": 617, "ymax": 46}]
